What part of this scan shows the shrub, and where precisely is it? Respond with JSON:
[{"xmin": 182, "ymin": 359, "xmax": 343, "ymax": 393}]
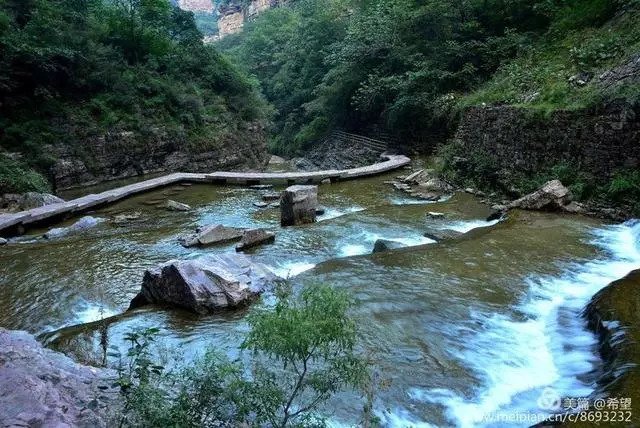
[
  {"xmin": 114, "ymin": 285, "xmax": 369, "ymax": 427},
  {"xmin": 0, "ymin": 154, "xmax": 51, "ymax": 194}
]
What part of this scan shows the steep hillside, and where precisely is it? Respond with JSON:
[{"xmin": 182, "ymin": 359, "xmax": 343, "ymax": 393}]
[
  {"xmin": 441, "ymin": 1, "xmax": 640, "ymax": 216},
  {"xmin": 0, "ymin": 0, "xmax": 269, "ymax": 193}
]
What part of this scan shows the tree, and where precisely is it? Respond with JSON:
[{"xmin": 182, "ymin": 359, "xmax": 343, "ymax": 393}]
[{"xmin": 115, "ymin": 284, "xmax": 369, "ymax": 427}]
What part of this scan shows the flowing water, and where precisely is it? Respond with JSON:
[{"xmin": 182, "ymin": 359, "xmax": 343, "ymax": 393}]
[{"xmin": 1, "ymin": 171, "xmax": 639, "ymax": 427}]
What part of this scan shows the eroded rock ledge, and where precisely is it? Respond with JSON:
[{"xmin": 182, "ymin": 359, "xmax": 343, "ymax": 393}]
[
  {"xmin": 0, "ymin": 328, "xmax": 116, "ymax": 427},
  {"xmin": 583, "ymin": 269, "xmax": 640, "ymax": 424}
]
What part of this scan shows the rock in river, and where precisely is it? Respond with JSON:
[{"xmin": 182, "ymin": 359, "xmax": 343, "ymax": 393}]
[
  {"xmin": 179, "ymin": 224, "xmax": 245, "ymax": 248},
  {"xmin": 372, "ymin": 239, "xmax": 405, "ymax": 253},
  {"xmin": 130, "ymin": 253, "xmax": 278, "ymax": 314},
  {"xmin": 0, "ymin": 237, "xmax": 7, "ymax": 245},
  {"xmin": 280, "ymin": 185, "xmax": 318, "ymax": 226},
  {"xmin": 165, "ymin": 200, "xmax": 191, "ymax": 212},
  {"xmin": 508, "ymin": 180, "xmax": 573, "ymax": 212},
  {"xmin": 423, "ymin": 229, "xmax": 463, "ymax": 243},
  {"xmin": 236, "ymin": 228, "xmax": 276, "ymax": 252},
  {"xmin": 0, "ymin": 328, "xmax": 116, "ymax": 428},
  {"xmin": 44, "ymin": 216, "xmax": 103, "ymax": 239}
]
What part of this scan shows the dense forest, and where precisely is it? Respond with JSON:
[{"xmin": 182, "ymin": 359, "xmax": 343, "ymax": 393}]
[
  {"xmin": 220, "ymin": 0, "xmax": 639, "ymax": 155},
  {"xmin": 0, "ymin": 0, "xmax": 267, "ymax": 194}
]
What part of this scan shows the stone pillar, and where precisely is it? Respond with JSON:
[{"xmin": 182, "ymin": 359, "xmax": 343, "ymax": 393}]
[{"xmin": 280, "ymin": 185, "xmax": 318, "ymax": 226}]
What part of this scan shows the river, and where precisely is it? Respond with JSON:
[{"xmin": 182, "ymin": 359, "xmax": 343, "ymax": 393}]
[{"xmin": 0, "ymin": 170, "xmax": 638, "ymax": 427}]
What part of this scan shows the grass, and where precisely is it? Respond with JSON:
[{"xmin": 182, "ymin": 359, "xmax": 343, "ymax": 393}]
[
  {"xmin": 0, "ymin": 154, "xmax": 51, "ymax": 194},
  {"xmin": 458, "ymin": 3, "xmax": 640, "ymax": 115}
]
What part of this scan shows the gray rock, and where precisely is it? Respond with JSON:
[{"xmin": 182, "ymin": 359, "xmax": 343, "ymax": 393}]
[
  {"xmin": 253, "ymin": 201, "xmax": 269, "ymax": 208},
  {"xmin": 19, "ymin": 192, "xmax": 65, "ymax": 210},
  {"xmin": 44, "ymin": 216, "xmax": 103, "ymax": 239},
  {"xmin": 130, "ymin": 253, "xmax": 277, "ymax": 314},
  {"xmin": 269, "ymin": 202, "xmax": 280, "ymax": 208},
  {"xmin": 508, "ymin": 180, "xmax": 572, "ymax": 211},
  {"xmin": 179, "ymin": 224, "xmax": 245, "ymax": 248},
  {"xmin": 0, "ymin": 328, "xmax": 116, "ymax": 428},
  {"xmin": 321, "ymin": 178, "xmax": 331, "ymax": 184},
  {"xmin": 418, "ymin": 178, "xmax": 454, "ymax": 193},
  {"xmin": 372, "ymin": 239, "xmax": 405, "ymax": 253},
  {"xmin": 403, "ymin": 169, "xmax": 425, "ymax": 183},
  {"xmin": 236, "ymin": 229, "xmax": 276, "ymax": 252},
  {"xmin": 111, "ymin": 212, "xmax": 142, "ymax": 224},
  {"xmin": 166, "ymin": 200, "xmax": 191, "ymax": 212},
  {"xmin": 427, "ymin": 212, "xmax": 445, "ymax": 219},
  {"xmin": 280, "ymin": 185, "xmax": 318, "ymax": 226},
  {"xmin": 269, "ymin": 155, "xmax": 286, "ymax": 165},
  {"xmin": 0, "ymin": 237, "xmax": 7, "ymax": 245},
  {"xmin": 423, "ymin": 229, "xmax": 463, "ymax": 242},
  {"xmin": 262, "ymin": 193, "xmax": 281, "ymax": 201}
]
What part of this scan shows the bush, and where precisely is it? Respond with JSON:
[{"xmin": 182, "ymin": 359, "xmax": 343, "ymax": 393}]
[
  {"xmin": 0, "ymin": 154, "xmax": 51, "ymax": 194},
  {"xmin": 114, "ymin": 285, "xmax": 370, "ymax": 427}
]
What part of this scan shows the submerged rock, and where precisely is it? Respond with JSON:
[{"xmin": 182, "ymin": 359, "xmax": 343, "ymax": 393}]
[
  {"xmin": 44, "ymin": 216, "xmax": 103, "ymax": 239},
  {"xmin": 166, "ymin": 200, "xmax": 191, "ymax": 212},
  {"xmin": 130, "ymin": 253, "xmax": 278, "ymax": 314},
  {"xmin": 179, "ymin": 224, "xmax": 245, "ymax": 248},
  {"xmin": 0, "ymin": 328, "xmax": 116, "ymax": 427},
  {"xmin": 508, "ymin": 180, "xmax": 572, "ymax": 211},
  {"xmin": 423, "ymin": 229, "xmax": 463, "ymax": 243},
  {"xmin": 236, "ymin": 228, "xmax": 276, "ymax": 252},
  {"xmin": 253, "ymin": 201, "xmax": 269, "ymax": 208},
  {"xmin": 280, "ymin": 185, "xmax": 318, "ymax": 226},
  {"xmin": 111, "ymin": 212, "xmax": 143, "ymax": 224},
  {"xmin": 372, "ymin": 239, "xmax": 405, "ymax": 253}
]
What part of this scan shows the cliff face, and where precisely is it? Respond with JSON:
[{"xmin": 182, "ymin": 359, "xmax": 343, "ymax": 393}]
[
  {"xmin": 217, "ymin": 0, "xmax": 285, "ymax": 39},
  {"xmin": 48, "ymin": 122, "xmax": 269, "ymax": 191},
  {"xmin": 178, "ymin": 0, "xmax": 214, "ymax": 13},
  {"xmin": 453, "ymin": 101, "xmax": 640, "ymax": 182}
]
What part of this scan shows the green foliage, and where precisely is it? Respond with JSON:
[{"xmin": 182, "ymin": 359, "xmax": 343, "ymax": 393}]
[
  {"xmin": 461, "ymin": 0, "xmax": 640, "ymax": 113},
  {"xmin": 608, "ymin": 170, "xmax": 640, "ymax": 202},
  {"xmin": 220, "ymin": 0, "xmax": 557, "ymax": 153},
  {"xmin": 0, "ymin": 154, "xmax": 50, "ymax": 194},
  {"xmin": 0, "ymin": 0, "xmax": 267, "ymax": 188},
  {"xmin": 115, "ymin": 285, "xmax": 369, "ymax": 427}
]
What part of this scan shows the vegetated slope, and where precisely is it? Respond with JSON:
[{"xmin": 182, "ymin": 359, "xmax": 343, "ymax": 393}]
[
  {"xmin": 219, "ymin": 0, "xmax": 639, "ymax": 213},
  {"xmin": 0, "ymin": 0, "xmax": 269, "ymax": 193},
  {"xmin": 440, "ymin": 0, "xmax": 640, "ymax": 215},
  {"xmin": 217, "ymin": 0, "xmax": 564, "ymax": 155}
]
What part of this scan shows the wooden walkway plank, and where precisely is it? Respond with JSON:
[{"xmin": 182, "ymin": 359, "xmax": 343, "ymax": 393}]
[{"xmin": 0, "ymin": 155, "xmax": 410, "ymax": 236}]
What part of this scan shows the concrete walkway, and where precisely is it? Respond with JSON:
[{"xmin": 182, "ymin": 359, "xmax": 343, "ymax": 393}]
[{"xmin": 0, "ymin": 154, "xmax": 410, "ymax": 236}]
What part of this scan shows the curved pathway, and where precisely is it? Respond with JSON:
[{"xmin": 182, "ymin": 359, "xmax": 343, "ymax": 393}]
[{"xmin": 0, "ymin": 155, "xmax": 410, "ymax": 236}]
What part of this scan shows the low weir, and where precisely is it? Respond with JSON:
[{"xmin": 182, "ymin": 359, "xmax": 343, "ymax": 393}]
[{"xmin": 0, "ymin": 154, "xmax": 410, "ymax": 236}]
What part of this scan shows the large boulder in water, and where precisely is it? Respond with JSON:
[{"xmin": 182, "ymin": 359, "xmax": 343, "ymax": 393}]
[
  {"xmin": 0, "ymin": 328, "xmax": 116, "ymax": 427},
  {"xmin": 130, "ymin": 253, "xmax": 278, "ymax": 314},
  {"xmin": 508, "ymin": 180, "xmax": 573, "ymax": 211},
  {"xmin": 44, "ymin": 216, "xmax": 103, "ymax": 239},
  {"xmin": 280, "ymin": 185, "xmax": 318, "ymax": 226}
]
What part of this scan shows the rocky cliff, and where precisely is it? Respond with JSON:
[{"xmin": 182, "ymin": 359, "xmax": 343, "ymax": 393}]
[
  {"xmin": 452, "ymin": 101, "xmax": 639, "ymax": 182},
  {"xmin": 49, "ymin": 122, "xmax": 269, "ymax": 190},
  {"xmin": 217, "ymin": 0, "xmax": 285, "ymax": 39}
]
